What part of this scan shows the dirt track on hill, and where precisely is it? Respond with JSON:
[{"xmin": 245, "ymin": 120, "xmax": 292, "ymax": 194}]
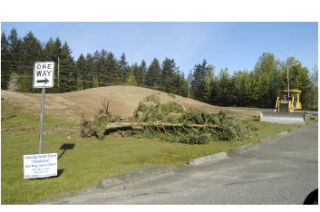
[{"xmin": 1, "ymin": 86, "xmax": 261, "ymax": 122}]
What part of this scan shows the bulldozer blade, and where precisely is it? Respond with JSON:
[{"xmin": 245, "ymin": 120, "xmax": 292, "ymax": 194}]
[{"xmin": 260, "ymin": 111, "xmax": 305, "ymax": 124}]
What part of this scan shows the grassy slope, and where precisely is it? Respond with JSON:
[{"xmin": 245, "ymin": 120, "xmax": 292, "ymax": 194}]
[{"xmin": 1, "ymin": 101, "xmax": 300, "ymax": 204}]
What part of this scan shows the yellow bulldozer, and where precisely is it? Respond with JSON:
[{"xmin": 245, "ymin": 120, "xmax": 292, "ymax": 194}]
[
  {"xmin": 275, "ymin": 89, "xmax": 302, "ymax": 112},
  {"xmin": 260, "ymin": 89, "xmax": 305, "ymax": 124}
]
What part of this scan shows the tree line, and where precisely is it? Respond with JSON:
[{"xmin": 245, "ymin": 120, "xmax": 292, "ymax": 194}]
[
  {"xmin": 190, "ymin": 56, "xmax": 318, "ymax": 110},
  {"xmin": 1, "ymin": 28, "xmax": 318, "ymax": 110}
]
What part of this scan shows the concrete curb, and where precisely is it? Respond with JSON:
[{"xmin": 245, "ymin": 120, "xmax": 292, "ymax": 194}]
[
  {"xmin": 232, "ymin": 143, "xmax": 260, "ymax": 154},
  {"xmin": 97, "ymin": 166, "xmax": 172, "ymax": 190},
  {"xmin": 288, "ymin": 127, "xmax": 299, "ymax": 132},
  {"xmin": 260, "ymin": 136, "xmax": 276, "ymax": 145},
  {"xmin": 188, "ymin": 152, "xmax": 228, "ymax": 166},
  {"xmin": 261, "ymin": 127, "xmax": 302, "ymax": 145},
  {"xmin": 277, "ymin": 131, "xmax": 288, "ymax": 136}
]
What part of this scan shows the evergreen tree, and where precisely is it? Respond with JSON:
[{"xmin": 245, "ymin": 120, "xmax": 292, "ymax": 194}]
[
  {"xmin": 140, "ymin": 60, "xmax": 147, "ymax": 85},
  {"xmin": 59, "ymin": 41, "xmax": 75, "ymax": 92},
  {"xmin": 17, "ymin": 31, "xmax": 43, "ymax": 91},
  {"xmin": 146, "ymin": 58, "xmax": 161, "ymax": 88},
  {"xmin": 170, "ymin": 72, "xmax": 189, "ymax": 97},
  {"xmin": 104, "ymin": 52, "xmax": 120, "ymax": 85},
  {"xmin": 158, "ymin": 58, "xmax": 189, "ymax": 96},
  {"xmin": 44, "ymin": 38, "xmax": 61, "ymax": 62},
  {"xmin": 1, "ymin": 32, "xmax": 10, "ymax": 89},
  {"xmin": 161, "ymin": 58, "xmax": 178, "ymax": 92},
  {"xmin": 8, "ymin": 28, "xmax": 21, "ymax": 61},
  {"xmin": 91, "ymin": 51, "xmax": 100, "ymax": 87},
  {"xmin": 209, "ymin": 77, "xmax": 219, "ymax": 104},
  {"xmin": 94, "ymin": 49, "xmax": 107, "ymax": 87},
  {"xmin": 42, "ymin": 38, "xmax": 61, "ymax": 92},
  {"xmin": 126, "ymin": 70, "xmax": 138, "ymax": 86},
  {"xmin": 21, "ymin": 31, "xmax": 43, "ymax": 64},
  {"xmin": 7, "ymin": 28, "xmax": 22, "ymax": 87},
  {"xmin": 76, "ymin": 54, "xmax": 86, "ymax": 90},
  {"xmin": 131, "ymin": 61, "xmax": 146, "ymax": 86},
  {"xmin": 118, "ymin": 53, "xmax": 130, "ymax": 82},
  {"xmin": 84, "ymin": 53, "xmax": 95, "ymax": 89},
  {"xmin": 131, "ymin": 62, "xmax": 143, "ymax": 86},
  {"xmin": 190, "ymin": 59, "xmax": 214, "ymax": 103}
]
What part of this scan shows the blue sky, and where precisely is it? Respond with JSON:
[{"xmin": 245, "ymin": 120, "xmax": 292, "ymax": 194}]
[{"xmin": 1, "ymin": 22, "xmax": 318, "ymax": 75}]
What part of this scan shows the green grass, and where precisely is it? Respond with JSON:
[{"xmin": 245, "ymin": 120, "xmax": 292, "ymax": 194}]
[
  {"xmin": 1, "ymin": 101, "xmax": 300, "ymax": 204},
  {"xmin": 306, "ymin": 118, "xmax": 318, "ymax": 125}
]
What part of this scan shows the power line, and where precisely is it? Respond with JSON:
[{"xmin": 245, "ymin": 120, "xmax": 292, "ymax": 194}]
[{"xmin": 1, "ymin": 65, "xmax": 168, "ymax": 81}]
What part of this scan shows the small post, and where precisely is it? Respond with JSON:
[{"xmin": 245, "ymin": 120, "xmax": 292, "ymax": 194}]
[{"xmin": 39, "ymin": 88, "xmax": 46, "ymax": 154}]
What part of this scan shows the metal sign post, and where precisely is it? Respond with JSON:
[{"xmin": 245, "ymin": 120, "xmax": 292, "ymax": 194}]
[
  {"xmin": 33, "ymin": 61, "xmax": 54, "ymax": 154},
  {"xmin": 39, "ymin": 88, "xmax": 46, "ymax": 154},
  {"xmin": 23, "ymin": 61, "xmax": 57, "ymax": 179}
]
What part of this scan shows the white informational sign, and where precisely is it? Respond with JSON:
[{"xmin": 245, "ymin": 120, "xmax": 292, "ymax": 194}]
[
  {"xmin": 33, "ymin": 61, "xmax": 54, "ymax": 88},
  {"xmin": 23, "ymin": 153, "xmax": 57, "ymax": 179}
]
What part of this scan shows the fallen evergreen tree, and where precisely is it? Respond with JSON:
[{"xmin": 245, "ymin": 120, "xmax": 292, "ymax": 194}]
[{"xmin": 81, "ymin": 95, "xmax": 252, "ymax": 144}]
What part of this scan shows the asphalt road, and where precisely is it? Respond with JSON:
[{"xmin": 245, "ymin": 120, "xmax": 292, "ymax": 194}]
[{"xmin": 53, "ymin": 123, "xmax": 318, "ymax": 205}]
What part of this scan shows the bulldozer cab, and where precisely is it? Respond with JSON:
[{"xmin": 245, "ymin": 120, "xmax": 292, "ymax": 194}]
[{"xmin": 275, "ymin": 89, "xmax": 302, "ymax": 112}]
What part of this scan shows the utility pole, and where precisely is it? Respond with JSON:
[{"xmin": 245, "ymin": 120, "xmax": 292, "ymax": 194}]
[
  {"xmin": 187, "ymin": 70, "xmax": 192, "ymax": 98},
  {"xmin": 287, "ymin": 62, "xmax": 300, "ymax": 98},
  {"xmin": 58, "ymin": 56, "xmax": 60, "ymax": 87},
  {"xmin": 287, "ymin": 65, "xmax": 290, "ymax": 98}
]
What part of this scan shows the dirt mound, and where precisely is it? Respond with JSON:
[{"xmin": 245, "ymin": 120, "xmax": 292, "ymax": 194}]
[{"xmin": 1, "ymin": 86, "xmax": 260, "ymax": 122}]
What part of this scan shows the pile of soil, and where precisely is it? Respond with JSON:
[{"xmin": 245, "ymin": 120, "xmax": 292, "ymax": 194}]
[{"xmin": 1, "ymin": 86, "xmax": 261, "ymax": 122}]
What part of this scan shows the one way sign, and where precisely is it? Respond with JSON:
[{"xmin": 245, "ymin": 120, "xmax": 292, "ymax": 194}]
[{"xmin": 33, "ymin": 62, "xmax": 54, "ymax": 88}]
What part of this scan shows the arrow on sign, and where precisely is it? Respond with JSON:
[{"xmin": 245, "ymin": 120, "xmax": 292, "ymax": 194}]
[{"xmin": 37, "ymin": 78, "xmax": 49, "ymax": 84}]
